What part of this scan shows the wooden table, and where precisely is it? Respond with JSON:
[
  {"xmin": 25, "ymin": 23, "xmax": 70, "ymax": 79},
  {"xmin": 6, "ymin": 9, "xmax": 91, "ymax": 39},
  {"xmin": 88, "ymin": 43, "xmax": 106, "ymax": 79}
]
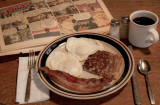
[{"xmin": 0, "ymin": 0, "xmax": 160, "ymax": 105}]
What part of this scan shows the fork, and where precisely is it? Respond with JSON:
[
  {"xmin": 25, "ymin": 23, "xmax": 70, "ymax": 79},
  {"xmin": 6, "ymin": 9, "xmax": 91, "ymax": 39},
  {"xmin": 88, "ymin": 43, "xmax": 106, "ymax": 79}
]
[{"xmin": 25, "ymin": 49, "xmax": 35, "ymax": 102}]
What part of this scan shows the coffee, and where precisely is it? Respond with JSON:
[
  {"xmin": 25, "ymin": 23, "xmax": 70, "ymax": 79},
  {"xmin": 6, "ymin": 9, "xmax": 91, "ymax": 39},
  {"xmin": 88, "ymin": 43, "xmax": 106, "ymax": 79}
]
[{"xmin": 133, "ymin": 17, "xmax": 155, "ymax": 25}]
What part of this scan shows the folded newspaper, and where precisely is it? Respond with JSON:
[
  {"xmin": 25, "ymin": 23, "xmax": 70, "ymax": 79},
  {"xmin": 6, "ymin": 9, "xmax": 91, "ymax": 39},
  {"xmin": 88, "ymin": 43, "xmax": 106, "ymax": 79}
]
[{"xmin": 0, "ymin": 0, "xmax": 112, "ymax": 56}]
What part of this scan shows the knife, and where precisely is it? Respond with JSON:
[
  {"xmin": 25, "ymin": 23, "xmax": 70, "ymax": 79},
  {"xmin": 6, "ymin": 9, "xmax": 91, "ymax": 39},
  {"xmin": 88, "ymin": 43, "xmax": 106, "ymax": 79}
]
[{"xmin": 128, "ymin": 45, "xmax": 141, "ymax": 105}]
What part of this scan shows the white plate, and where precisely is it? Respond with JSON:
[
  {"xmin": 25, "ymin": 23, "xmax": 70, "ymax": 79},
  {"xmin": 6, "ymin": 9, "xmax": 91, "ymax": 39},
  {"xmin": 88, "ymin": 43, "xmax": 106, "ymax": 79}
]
[{"xmin": 36, "ymin": 33, "xmax": 134, "ymax": 100}]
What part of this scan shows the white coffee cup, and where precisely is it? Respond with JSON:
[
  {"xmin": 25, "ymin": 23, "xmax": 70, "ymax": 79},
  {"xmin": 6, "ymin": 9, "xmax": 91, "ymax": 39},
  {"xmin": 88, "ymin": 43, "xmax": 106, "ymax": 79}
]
[{"xmin": 129, "ymin": 10, "xmax": 159, "ymax": 48}]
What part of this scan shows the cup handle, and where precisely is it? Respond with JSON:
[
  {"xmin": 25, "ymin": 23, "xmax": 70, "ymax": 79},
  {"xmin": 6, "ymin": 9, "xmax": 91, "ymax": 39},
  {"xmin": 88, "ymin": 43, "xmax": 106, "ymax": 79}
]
[{"xmin": 146, "ymin": 29, "xmax": 159, "ymax": 43}]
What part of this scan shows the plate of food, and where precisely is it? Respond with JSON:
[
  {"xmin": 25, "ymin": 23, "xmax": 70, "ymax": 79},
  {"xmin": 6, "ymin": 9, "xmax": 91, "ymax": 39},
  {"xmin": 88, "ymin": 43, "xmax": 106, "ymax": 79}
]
[{"xmin": 36, "ymin": 33, "xmax": 134, "ymax": 99}]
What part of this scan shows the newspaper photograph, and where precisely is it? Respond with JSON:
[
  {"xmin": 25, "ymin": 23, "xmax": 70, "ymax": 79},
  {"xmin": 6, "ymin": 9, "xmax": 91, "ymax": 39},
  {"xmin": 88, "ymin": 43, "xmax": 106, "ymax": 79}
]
[{"xmin": 0, "ymin": 0, "xmax": 112, "ymax": 55}]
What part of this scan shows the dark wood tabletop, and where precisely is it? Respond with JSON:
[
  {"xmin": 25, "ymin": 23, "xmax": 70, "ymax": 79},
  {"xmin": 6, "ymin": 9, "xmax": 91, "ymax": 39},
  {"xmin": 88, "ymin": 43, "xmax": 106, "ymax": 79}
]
[{"xmin": 0, "ymin": 0, "xmax": 160, "ymax": 105}]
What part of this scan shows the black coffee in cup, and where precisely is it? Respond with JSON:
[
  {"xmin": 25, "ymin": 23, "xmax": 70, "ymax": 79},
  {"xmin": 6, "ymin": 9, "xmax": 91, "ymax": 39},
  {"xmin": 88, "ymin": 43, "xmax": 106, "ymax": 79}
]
[{"xmin": 133, "ymin": 17, "xmax": 155, "ymax": 25}]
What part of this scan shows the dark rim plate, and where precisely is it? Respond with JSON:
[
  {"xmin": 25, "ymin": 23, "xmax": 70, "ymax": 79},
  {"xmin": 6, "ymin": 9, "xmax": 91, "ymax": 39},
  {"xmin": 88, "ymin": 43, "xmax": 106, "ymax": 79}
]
[{"xmin": 36, "ymin": 33, "xmax": 134, "ymax": 99}]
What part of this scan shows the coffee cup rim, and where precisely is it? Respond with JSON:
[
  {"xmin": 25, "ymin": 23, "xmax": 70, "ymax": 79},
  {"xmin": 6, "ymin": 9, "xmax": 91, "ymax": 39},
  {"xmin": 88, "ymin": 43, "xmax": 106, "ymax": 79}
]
[{"xmin": 130, "ymin": 10, "xmax": 159, "ymax": 27}]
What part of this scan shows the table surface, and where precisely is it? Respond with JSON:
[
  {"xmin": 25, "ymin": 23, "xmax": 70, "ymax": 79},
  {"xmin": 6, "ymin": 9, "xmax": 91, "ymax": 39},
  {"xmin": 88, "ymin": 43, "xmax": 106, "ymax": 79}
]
[{"xmin": 0, "ymin": 0, "xmax": 160, "ymax": 105}]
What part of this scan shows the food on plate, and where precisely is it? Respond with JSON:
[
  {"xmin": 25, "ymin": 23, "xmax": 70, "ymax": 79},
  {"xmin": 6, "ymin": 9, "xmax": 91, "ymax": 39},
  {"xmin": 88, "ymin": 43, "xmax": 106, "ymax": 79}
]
[
  {"xmin": 83, "ymin": 50, "xmax": 123, "ymax": 78},
  {"xmin": 38, "ymin": 66, "xmax": 113, "ymax": 93},
  {"xmin": 42, "ymin": 37, "xmax": 124, "ymax": 93},
  {"xmin": 66, "ymin": 37, "xmax": 104, "ymax": 61},
  {"xmin": 46, "ymin": 51, "xmax": 82, "ymax": 77}
]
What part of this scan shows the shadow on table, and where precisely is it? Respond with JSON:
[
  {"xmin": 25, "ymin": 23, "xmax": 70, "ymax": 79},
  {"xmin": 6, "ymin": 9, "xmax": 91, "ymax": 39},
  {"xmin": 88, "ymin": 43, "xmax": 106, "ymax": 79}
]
[
  {"xmin": 134, "ymin": 47, "xmax": 151, "ymax": 55},
  {"xmin": 49, "ymin": 86, "xmax": 125, "ymax": 105},
  {"xmin": 0, "ymin": 51, "xmax": 39, "ymax": 63},
  {"xmin": 0, "ymin": 102, "xmax": 5, "ymax": 105}
]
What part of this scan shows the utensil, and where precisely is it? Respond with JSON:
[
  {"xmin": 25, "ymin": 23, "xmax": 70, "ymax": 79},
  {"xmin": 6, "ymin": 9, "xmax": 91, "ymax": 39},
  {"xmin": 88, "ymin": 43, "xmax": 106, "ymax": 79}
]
[
  {"xmin": 128, "ymin": 45, "xmax": 141, "ymax": 105},
  {"xmin": 138, "ymin": 59, "xmax": 155, "ymax": 104},
  {"xmin": 36, "ymin": 33, "xmax": 135, "ymax": 99},
  {"xmin": 25, "ymin": 49, "xmax": 35, "ymax": 102}
]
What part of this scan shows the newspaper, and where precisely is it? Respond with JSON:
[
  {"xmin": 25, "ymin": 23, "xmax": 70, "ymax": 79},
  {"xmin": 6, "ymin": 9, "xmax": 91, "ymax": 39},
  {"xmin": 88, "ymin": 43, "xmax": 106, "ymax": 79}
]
[{"xmin": 0, "ymin": 0, "xmax": 112, "ymax": 56}]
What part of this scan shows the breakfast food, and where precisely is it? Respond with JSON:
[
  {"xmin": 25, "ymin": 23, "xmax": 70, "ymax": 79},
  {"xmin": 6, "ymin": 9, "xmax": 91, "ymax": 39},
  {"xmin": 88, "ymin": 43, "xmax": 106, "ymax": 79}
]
[
  {"xmin": 40, "ymin": 37, "xmax": 124, "ymax": 93},
  {"xmin": 83, "ymin": 50, "xmax": 123, "ymax": 78},
  {"xmin": 38, "ymin": 66, "xmax": 113, "ymax": 93},
  {"xmin": 66, "ymin": 37, "xmax": 104, "ymax": 61},
  {"xmin": 46, "ymin": 51, "xmax": 82, "ymax": 77}
]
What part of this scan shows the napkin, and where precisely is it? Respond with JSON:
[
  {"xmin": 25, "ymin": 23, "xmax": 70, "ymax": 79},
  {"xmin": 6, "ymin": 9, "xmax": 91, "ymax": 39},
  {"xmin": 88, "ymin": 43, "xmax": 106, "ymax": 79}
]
[{"xmin": 16, "ymin": 57, "xmax": 50, "ymax": 104}]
